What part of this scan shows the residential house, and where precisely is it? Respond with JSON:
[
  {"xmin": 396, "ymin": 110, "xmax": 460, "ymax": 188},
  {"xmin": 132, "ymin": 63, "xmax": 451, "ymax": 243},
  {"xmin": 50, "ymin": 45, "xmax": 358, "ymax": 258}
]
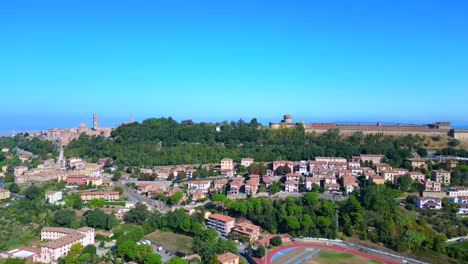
[
  {"xmin": 241, "ymin": 158, "xmax": 254, "ymax": 167},
  {"xmin": 273, "ymin": 161, "xmax": 294, "ymax": 173},
  {"xmin": 191, "ymin": 190, "xmax": 206, "ymax": 201},
  {"xmin": 407, "ymin": 171, "xmax": 425, "ymax": 181},
  {"xmin": 212, "ymin": 179, "xmax": 228, "ymax": 193},
  {"xmin": 381, "ymin": 170, "xmax": 398, "ymax": 184},
  {"xmin": 221, "ymin": 158, "xmax": 234, "ymax": 171},
  {"xmin": 407, "ymin": 158, "xmax": 427, "ymax": 170},
  {"xmin": 348, "ymin": 161, "xmax": 361, "ymax": 169},
  {"xmin": 360, "ymin": 154, "xmax": 384, "ymax": 165},
  {"xmin": 341, "ymin": 175, "xmax": 358, "ymax": 193},
  {"xmin": 187, "ymin": 180, "xmax": 211, "ymax": 194},
  {"xmin": 414, "ymin": 197, "xmax": 442, "ymax": 209},
  {"xmin": 45, "ymin": 191, "xmax": 62, "ymax": 204},
  {"xmin": 231, "ymin": 220, "xmax": 260, "ymax": 243},
  {"xmin": 431, "ymin": 170, "xmax": 451, "ymax": 184},
  {"xmin": 423, "ymin": 180, "xmax": 441, "ymax": 192},
  {"xmin": 369, "ymin": 174, "xmax": 385, "ymax": 185},
  {"xmin": 296, "ymin": 161, "xmax": 308, "ymax": 175},
  {"xmin": 374, "ymin": 163, "xmax": 392, "ymax": 173},
  {"xmin": 14, "ymin": 166, "xmax": 28, "ymax": 176},
  {"xmin": 315, "ymin": 157, "xmax": 347, "ymax": 163},
  {"xmin": 305, "ymin": 177, "xmax": 321, "ymax": 191},
  {"xmin": 254, "ymin": 234, "xmax": 291, "ymax": 248},
  {"xmin": 0, "ymin": 188, "xmax": 11, "ymax": 200},
  {"xmin": 445, "ymin": 159, "xmax": 459, "ymax": 170},
  {"xmin": 217, "ymin": 252, "xmax": 239, "ymax": 264},
  {"xmin": 285, "ymin": 173, "xmax": 301, "ymax": 193},
  {"xmin": 228, "ymin": 178, "xmax": 244, "ymax": 195}
]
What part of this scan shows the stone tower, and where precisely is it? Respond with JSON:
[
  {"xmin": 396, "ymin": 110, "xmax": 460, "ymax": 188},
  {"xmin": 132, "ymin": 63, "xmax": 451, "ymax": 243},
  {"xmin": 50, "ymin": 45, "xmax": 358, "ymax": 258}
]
[
  {"xmin": 130, "ymin": 114, "xmax": 134, "ymax": 123},
  {"xmin": 93, "ymin": 114, "xmax": 98, "ymax": 130}
]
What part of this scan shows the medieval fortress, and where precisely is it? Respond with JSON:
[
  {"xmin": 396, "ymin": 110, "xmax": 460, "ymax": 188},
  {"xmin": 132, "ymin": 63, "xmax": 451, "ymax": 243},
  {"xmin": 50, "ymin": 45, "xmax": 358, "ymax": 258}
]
[{"xmin": 270, "ymin": 114, "xmax": 468, "ymax": 141}]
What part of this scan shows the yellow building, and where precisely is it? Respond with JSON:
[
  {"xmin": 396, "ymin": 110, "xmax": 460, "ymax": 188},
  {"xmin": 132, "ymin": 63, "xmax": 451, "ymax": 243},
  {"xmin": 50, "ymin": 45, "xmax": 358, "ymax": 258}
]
[{"xmin": 0, "ymin": 188, "xmax": 11, "ymax": 200}]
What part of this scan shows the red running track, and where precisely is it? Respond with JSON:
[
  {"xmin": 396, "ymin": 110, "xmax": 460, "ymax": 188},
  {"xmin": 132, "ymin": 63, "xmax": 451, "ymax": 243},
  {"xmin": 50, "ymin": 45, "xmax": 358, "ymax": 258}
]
[{"xmin": 253, "ymin": 242, "xmax": 400, "ymax": 264}]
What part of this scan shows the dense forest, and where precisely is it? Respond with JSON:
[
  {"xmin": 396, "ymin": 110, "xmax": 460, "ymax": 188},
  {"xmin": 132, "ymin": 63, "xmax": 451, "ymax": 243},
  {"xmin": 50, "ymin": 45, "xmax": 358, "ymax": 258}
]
[{"xmin": 65, "ymin": 117, "xmax": 426, "ymax": 167}]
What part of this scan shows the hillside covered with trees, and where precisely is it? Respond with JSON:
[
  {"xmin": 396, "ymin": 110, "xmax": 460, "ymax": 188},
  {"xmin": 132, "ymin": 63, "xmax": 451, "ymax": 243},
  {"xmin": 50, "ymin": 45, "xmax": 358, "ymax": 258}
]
[{"xmin": 65, "ymin": 117, "xmax": 426, "ymax": 167}]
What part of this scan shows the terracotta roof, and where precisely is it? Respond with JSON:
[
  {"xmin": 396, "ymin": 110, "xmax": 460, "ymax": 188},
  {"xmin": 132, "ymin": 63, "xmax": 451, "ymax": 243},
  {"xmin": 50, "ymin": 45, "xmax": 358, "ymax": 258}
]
[
  {"xmin": 209, "ymin": 214, "xmax": 235, "ymax": 222},
  {"xmin": 43, "ymin": 227, "xmax": 80, "ymax": 233},
  {"xmin": 44, "ymin": 232, "xmax": 85, "ymax": 249},
  {"xmin": 0, "ymin": 188, "xmax": 10, "ymax": 193},
  {"xmin": 217, "ymin": 252, "xmax": 239, "ymax": 263},
  {"xmin": 80, "ymin": 191, "xmax": 119, "ymax": 195}
]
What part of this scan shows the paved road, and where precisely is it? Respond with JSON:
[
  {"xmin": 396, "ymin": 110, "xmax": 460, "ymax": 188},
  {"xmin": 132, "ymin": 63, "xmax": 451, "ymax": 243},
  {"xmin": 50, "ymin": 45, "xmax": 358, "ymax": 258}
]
[
  {"xmin": 446, "ymin": 235, "xmax": 468, "ymax": 243},
  {"xmin": 117, "ymin": 181, "xmax": 169, "ymax": 213}
]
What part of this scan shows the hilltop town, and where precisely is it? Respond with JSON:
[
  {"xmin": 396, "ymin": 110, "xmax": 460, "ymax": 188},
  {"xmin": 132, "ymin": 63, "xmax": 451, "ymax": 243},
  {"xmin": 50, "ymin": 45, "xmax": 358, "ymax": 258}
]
[{"xmin": 0, "ymin": 118, "xmax": 467, "ymax": 264}]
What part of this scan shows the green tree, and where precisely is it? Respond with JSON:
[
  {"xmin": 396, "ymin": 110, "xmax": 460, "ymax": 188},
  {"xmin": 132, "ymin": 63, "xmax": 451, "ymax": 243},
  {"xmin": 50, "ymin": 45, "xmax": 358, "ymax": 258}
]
[
  {"xmin": 270, "ymin": 236, "xmax": 282, "ymax": 247},
  {"xmin": 8, "ymin": 183, "xmax": 20, "ymax": 193},
  {"xmin": 54, "ymin": 209, "xmax": 75, "ymax": 227},
  {"xmin": 166, "ymin": 256, "xmax": 188, "ymax": 264},
  {"xmin": 25, "ymin": 185, "xmax": 41, "ymax": 200},
  {"xmin": 169, "ymin": 191, "xmax": 184, "ymax": 205},
  {"xmin": 144, "ymin": 253, "xmax": 162, "ymax": 264},
  {"xmin": 255, "ymin": 245, "xmax": 265, "ymax": 258},
  {"xmin": 85, "ymin": 209, "xmax": 107, "ymax": 229},
  {"xmin": 124, "ymin": 204, "xmax": 149, "ymax": 224},
  {"xmin": 106, "ymin": 212, "xmax": 116, "ymax": 230}
]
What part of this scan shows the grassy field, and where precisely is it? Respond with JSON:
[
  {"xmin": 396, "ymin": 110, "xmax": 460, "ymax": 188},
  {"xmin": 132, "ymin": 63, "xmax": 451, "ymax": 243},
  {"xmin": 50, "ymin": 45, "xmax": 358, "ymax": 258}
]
[
  {"xmin": 305, "ymin": 249, "xmax": 382, "ymax": 264},
  {"xmin": 145, "ymin": 230, "xmax": 193, "ymax": 255}
]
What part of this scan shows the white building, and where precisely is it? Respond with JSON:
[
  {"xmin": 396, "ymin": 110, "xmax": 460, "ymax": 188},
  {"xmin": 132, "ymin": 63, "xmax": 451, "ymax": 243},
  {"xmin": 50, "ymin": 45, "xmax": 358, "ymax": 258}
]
[
  {"xmin": 241, "ymin": 158, "xmax": 254, "ymax": 167},
  {"xmin": 296, "ymin": 161, "xmax": 308, "ymax": 175},
  {"xmin": 446, "ymin": 187, "xmax": 468, "ymax": 198},
  {"xmin": 34, "ymin": 227, "xmax": 94, "ymax": 264},
  {"xmin": 45, "ymin": 191, "xmax": 63, "ymax": 204},
  {"xmin": 187, "ymin": 180, "xmax": 211, "ymax": 193},
  {"xmin": 414, "ymin": 197, "xmax": 442, "ymax": 209}
]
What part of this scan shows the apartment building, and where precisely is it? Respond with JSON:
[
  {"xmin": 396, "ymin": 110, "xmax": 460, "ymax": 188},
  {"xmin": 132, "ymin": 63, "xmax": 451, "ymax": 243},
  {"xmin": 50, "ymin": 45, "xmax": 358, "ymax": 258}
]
[
  {"xmin": 315, "ymin": 157, "xmax": 347, "ymax": 163},
  {"xmin": 446, "ymin": 186, "xmax": 468, "ymax": 197},
  {"xmin": 207, "ymin": 214, "xmax": 236, "ymax": 236},
  {"xmin": 79, "ymin": 191, "xmax": 120, "ymax": 201},
  {"xmin": 33, "ymin": 227, "xmax": 94, "ymax": 264}
]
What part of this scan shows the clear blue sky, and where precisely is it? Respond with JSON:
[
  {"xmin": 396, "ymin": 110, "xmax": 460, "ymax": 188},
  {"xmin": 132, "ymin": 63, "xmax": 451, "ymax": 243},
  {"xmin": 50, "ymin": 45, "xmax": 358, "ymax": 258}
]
[{"xmin": 1, "ymin": 0, "xmax": 467, "ymax": 132}]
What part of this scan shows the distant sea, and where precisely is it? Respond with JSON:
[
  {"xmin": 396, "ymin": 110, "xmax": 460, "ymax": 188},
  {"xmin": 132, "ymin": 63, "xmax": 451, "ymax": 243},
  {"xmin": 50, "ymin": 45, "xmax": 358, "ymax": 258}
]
[{"xmin": 0, "ymin": 115, "xmax": 467, "ymax": 136}]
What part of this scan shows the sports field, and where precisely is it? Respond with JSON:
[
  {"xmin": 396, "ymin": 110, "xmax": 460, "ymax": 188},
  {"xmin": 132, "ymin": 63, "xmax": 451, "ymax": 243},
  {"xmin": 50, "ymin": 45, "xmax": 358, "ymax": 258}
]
[{"xmin": 260, "ymin": 243, "xmax": 399, "ymax": 264}]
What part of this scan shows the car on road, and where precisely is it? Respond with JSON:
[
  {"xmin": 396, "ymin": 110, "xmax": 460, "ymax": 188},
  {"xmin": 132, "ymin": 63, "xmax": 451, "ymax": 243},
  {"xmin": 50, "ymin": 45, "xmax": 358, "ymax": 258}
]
[{"xmin": 457, "ymin": 238, "xmax": 465, "ymax": 242}]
